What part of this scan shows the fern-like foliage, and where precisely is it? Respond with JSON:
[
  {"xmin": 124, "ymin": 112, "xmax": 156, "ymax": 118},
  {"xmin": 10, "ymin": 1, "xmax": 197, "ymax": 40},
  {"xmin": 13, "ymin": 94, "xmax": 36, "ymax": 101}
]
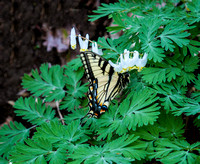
[
  {"xmin": 88, "ymin": 1, "xmax": 134, "ymax": 22},
  {"xmin": 187, "ymin": 0, "xmax": 200, "ymax": 24},
  {"xmin": 134, "ymin": 112, "xmax": 187, "ymax": 162},
  {"xmin": 0, "ymin": 157, "xmax": 9, "ymax": 164},
  {"xmin": 22, "ymin": 63, "xmax": 66, "ymax": 102},
  {"xmin": 158, "ymin": 21, "xmax": 190, "ymax": 51},
  {"xmin": 173, "ymin": 98, "xmax": 200, "ymax": 119},
  {"xmin": 91, "ymin": 1, "xmax": 199, "ymax": 63},
  {"xmin": 142, "ymin": 55, "xmax": 198, "ymax": 86},
  {"xmin": 191, "ymin": 74, "xmax": 200, "ymax": 102},
  {"xmin": 1, "ymin": 0, "xmax": 200, "ymax": 163},
  {"xmin": 0, "ymin": 121, "xmax": 29, "ymax": 158},
  {"xmin": 150, "ymin": 140, "xmax": 200, "ymax": 164},
  {"xmin": 70, "ymin": 135, "xmax": 146, "ymax": 164},
  {"xmin": 9, "ymin": 120, "xmax": 89, "ymax": 164},
  {"xmin": 33, "ymin": 120, "xmax": 89, "ymax": 147},
  {"xmin": 152, "ymin": 82, "xmax": 187, "ymax": 112},
  {"xmin": 10, "ymin": 138, "xmax": 67, "ymax": 164},
  {"xmin": 60, "ymin": 66, "xmax": 88, "ymax": 111},
  {"xmin": 97, "ymin": 37, "xmax": 121, "ymax": 59},
  {"xmin": 95, "ymin": 88, "xmax": 160, "ymax": 140},
  {"xmin": 14, "ymin": 97, "xmax": 56, "ymax": 125}
]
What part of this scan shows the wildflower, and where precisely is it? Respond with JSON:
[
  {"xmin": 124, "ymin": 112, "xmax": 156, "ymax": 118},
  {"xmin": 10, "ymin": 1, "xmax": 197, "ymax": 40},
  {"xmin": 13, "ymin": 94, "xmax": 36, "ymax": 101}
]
[
  {"xmin": 55, "ymin": 37, "xmax": 68, "ymax": 53},
  {"xmin": 109, "ymin": 49, "xmax": 148, "ymax": 73},
  {"xmin": 78, "ymin": 34, "xmax": 89, "ymax": 52},
  {"xmin": 70, "ymin": 27, "xmax": 76, "ymax": 50},
  {"xmin": 136, "ymin": 52, "xmax": 148, "ymax": 72},
  {"xmin": 92, "ymin": 42, "xmax": 103, "ymax": 55},
  {"xmin": 43, "ymin": 30, "xmax": 68, "ymax": 53},
  {"xmin": 43, "ymin": 32, "xmax": 57, "ymax": 52}
]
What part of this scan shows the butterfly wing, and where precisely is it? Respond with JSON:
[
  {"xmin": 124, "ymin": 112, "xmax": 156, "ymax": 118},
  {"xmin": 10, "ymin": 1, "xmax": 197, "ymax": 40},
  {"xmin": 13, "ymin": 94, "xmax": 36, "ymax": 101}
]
[{"xmin": 80, "ymin": 51, "xmax": 129, "ymax": 117}]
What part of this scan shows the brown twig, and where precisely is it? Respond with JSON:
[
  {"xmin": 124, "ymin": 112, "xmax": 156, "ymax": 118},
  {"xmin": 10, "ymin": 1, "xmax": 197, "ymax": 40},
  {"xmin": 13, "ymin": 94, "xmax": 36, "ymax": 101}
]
[{"xmin": 56, "ymin": 101, "xmax": 65, "ymax": 125}]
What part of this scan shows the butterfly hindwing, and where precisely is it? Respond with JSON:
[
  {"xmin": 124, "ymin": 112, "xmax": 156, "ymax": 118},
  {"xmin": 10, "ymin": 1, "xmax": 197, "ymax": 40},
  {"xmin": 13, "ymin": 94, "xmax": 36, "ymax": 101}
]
[{"xmin": 80, "ymin": 51, "xmax": 129, "ymax": 117}]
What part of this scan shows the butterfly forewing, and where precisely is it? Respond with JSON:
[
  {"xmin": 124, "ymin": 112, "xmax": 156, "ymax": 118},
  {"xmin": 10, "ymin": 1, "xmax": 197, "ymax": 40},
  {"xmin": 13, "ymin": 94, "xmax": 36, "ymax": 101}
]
[{"xmin": 80, "ymin": 51, "xmax": 129, "ymax": 117}]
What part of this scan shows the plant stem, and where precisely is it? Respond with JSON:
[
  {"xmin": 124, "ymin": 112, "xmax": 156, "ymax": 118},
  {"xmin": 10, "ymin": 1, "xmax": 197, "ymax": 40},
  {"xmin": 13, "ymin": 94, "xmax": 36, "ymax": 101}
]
[{"xmin": 56, "ymin": 101, "xmax": 65, "ymax": 125}]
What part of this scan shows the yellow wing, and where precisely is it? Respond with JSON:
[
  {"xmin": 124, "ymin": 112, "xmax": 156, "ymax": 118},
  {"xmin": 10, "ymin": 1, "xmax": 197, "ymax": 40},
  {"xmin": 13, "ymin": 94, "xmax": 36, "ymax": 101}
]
[{"xmin": 80, "ymin": 51, "xmax": 129, "ymax": 117}]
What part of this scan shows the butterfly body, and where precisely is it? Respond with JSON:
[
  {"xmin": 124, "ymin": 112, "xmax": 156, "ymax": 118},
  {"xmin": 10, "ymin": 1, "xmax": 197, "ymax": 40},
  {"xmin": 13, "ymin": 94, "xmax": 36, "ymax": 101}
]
[
  {"xmin": 87, "ymin": 78, "xmax": 108, "ymax": 118},
  {"xmin": 80, "ymin": 51, "xmax": 129, "ymax": 118}
]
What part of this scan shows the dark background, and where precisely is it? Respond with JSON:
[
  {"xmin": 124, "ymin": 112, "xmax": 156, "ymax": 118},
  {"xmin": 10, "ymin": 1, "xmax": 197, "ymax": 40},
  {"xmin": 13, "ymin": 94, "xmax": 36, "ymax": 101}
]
[{"xmin": 0, "ymin": 0, "xmax": 116, "ymax": 125}]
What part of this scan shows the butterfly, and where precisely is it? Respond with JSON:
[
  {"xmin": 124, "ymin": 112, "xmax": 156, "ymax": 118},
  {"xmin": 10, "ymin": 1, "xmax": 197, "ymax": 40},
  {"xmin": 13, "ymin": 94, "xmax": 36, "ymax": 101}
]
[{"xmin": 80, "ymin": 51, "xmax": 129, "ymax": 118}]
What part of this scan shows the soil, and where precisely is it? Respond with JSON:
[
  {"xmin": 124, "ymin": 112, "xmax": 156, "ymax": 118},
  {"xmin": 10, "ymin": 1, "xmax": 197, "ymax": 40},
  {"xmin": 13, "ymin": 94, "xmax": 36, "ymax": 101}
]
[{"xmin": 0, "ymin": 0, "xmax": 116, "ymax": 125}]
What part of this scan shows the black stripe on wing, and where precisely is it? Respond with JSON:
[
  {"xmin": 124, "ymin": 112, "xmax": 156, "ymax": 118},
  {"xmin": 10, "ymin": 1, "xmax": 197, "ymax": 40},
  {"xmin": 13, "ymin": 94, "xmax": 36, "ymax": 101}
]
[
  {"xmin": 80, "ymin": 52, "xmax": 95, "ymax": 82},
  {"xmin": 80, "ymin": 51, "xmax": 115, "ymax": 83}
]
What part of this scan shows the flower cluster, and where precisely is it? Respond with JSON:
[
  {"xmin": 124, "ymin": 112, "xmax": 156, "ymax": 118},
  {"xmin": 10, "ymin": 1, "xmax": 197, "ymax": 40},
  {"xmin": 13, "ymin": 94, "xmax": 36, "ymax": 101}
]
[
  {"xmin": 70, "ymin": 28, "xmax": 148, "ymax": 73},
  {"xmin": 109, "ymin": 50, "xmax": 148, "ymax": 73},
  {"xmin": 70, "ymin": 27, "xmax": 103, "ymax": 55}
]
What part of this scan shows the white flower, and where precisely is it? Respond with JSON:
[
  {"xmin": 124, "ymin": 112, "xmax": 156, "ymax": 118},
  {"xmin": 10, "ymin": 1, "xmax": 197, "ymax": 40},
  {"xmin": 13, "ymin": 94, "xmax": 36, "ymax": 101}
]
[
  {"xmin": 130, "ymin": 51, "xmax": 139, "ymax": 66},
  {"xmin": 43, "ymin": 30, "xmax": 68, "ymax": 53},
  {"xmin": 109, "ymin": 49, "xmax": 148, "ymax": 73},
  {"xmin": 55, "ymin": 37, "xmax": 68, "ymax": 53},
  {"xmin": 109, "ymin": 60, "xmax": 123, "ymax": 72},
  {"xmin": 43, "ymin": 32, "xmax": 57, "ymax": 52},
  {"xmin": 78, "ymin": 34, "xmax": 89, "ymax": 52},
  {"xmin": 92, "ymin": 42, "xmax": 103, "ymax": 55},
  {"xmin": 136, "ymin": 52, "xmax": 148, "ymax": 71},
  {"xmin": 70, "ymin": 27, "xmax": 76, "ymax": 50}
]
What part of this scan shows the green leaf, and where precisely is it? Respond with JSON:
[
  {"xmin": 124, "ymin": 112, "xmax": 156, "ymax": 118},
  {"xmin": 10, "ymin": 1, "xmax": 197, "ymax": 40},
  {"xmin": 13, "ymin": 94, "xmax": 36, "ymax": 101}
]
[
  {"xmin": 178, "ymin": 71, "xmax": 195, "ymax": 86},
  {"xmin": 97, "ymin": 89, "xmax": 160, "ymax": 140},
  {"xmin": 0, "ymin": 121, "xmax": 29, "ymax": 158},
  {"xmin": 151, "ymin": 140, "xmax": 200, "ymax": 164},
  {"xmin": 9, "ymin": 120, "xmax": 89, "ymax": 163},
  {"xmin": 187, "ymin": 40, "xmax": 200, "ymax": 56},
  {"xmin": 9, "ymin": 138, "xmax": 53, "ymax": 164},
  {"xmin": 0, "ymin": 157, "xmax": 9, "ymax": 164},
  {"xmin": 60, "ymin": 96, "xmax": 81, "ymax": 111},
  {"xmin": 96, "ymin": 103, "xmax": 124, "ymax": 140},
  {"xmin": 34, "ymin": 120, "xmax": 89, "ymax": 146},
  {"xmin": 158, "ymin": 112, "xmax": 185, "ymax": 140},
  {"xmin": 166, "ymin": 67, "xmax": 182, "ymax": 81},
  {"xmin": 88, "ymin": 2, "xmax": 133, "ymax": 21},
  {"xmin": 46, "ymin": 148, "xmax": 67, "ymax": 164},
  {"xmin": 121, "ymin": 89, "xmax": 160, "ymax": 129},
  {"xmin": 187, "ymin": 0, "xmax": 200, "ymax": 24},
  {"xmin": 158, "ymin": 21, "xmax": 190, "ymax": 51},
  {"xmin": 67, "ymin": 81, "xmax": 88, "ymax": 99},
  {"xmin": 141, "ymin": 65, "xmax": 181, "ymax": 84},
  {"xmin": 64, "ymin": 107, "xmax": 88, "ymax": 123},
  {"xmin": 22, "ymin": 64, "xmax": 66, "ymax": 102},
  {"xmin": 153, "ymin": 82, "xmax": 187, "ymax": 112},
  {"xmin": 65, "ymin": 67, "xmax": 85, "ymax": 86},
  {"xmin": 14, "ymin": 97, "xmax": 55, "ymax": 125},
  {"xmin": 135, "ymin": 112, "xmax": 185, "ymax": 156},
  {"xmin": 191, "ymin": 74, "xmax": 200, "ymax": 102},
  {"xmin": 97, "ymin": 37, "xmax": 120, "ymax": 59},
  {"xmin": 106, "ymin": 13, "xmax": 125, "ymax": 34},
  {"xmin": 67, "ymin": 57, "xmax": 83, "ymax": 71},
  {"xmin": 71, "ymin": 135, "xmax": 146, "ymax": 163},
  {"xmin": 182, "ymin": 56, "xmax": 199, "ymax": 72},
  {"xmin": 139, "ymin": 17, "xmax": 165, "ymax": 62},
  {"xmin": 141, "ymin": 68, "xmax": 167, "ymax": 84},
  {"xmin": 60, "ymin": 67, "xmax": 87, "ymax": 111},
  {"xmin": 134, "ymin": 124, "xmax": 163, "ymax": 153},
  {"xmin": 173, "ymin": 99, "xmax": 200, "ymax": 119}
]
